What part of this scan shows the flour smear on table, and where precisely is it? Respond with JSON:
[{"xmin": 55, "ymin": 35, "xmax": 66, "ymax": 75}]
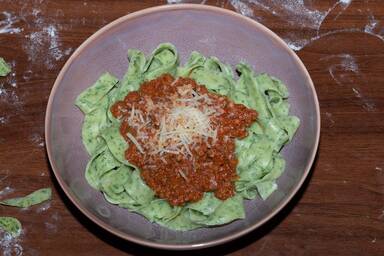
[
  {"xmin": 0, "ymin": 231, "xmax": 23, "ymax": 256},
  {"xmin": 226, "ymin": 0, "xmax": 384, "ymax": 51},
  {"xmin": 168, "ymin": 0, "xmax": 382, "ymax": 114}
]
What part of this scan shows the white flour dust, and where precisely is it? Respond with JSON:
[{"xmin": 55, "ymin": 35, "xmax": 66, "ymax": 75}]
[
  {"xmin": 324, "ymin": 112, "xmax": 335, "ymax": 128},
  {"xmin": 7, "ymin": 2, "xmax": 73, "ymax": 71},
  {"xmin": 322, "ymin": 54, "xmax": 359, "ymax": 85},
  {"xmin": 228, "ymin": 0, "xmax": 347, "ymax": 50},
  {"xmin": 23, "ymin": 23, "xmax": 65, "ymax": 70},
  {"xmin": 0, "ymin": 116, "xmax": 8, "ymax": 125},
  {"xmin": 0, "ymin": 231, "xmax": 24, "ymax": 256},
  {"xmin": 228, "ymin": 0, "xmax": 384, "ymax": 51},
  {"xmin": 44, "ymin": 212, "xmax": 60, "ymax": 234},
  {"xmin": 0, "ymin": 81, "xmax": 24, "ymax": 115},
  {"xmin": 0, "ymin": 2, "xmax": 75, "ymax": 131},
  {"xmin": 0, "ymin": 12, "xmax": 22, "ymax": 34},
  {"xmin": 230, "ymin": 0, "xmax": 254, "ymax": 18},
  {"xmin": 352, "ymin": 87, "xmax": 362, "ymax": 98},
  {"xmin": 9, "ymin": 73, "xmax": 17, "ymax": 88},
  {"xmin": 0, "ymin": 186, "xmax": 15, "ymax": 198},
  {"xmin": 4, "ymin": 60, "xmax": 18, "ymax": 89},
  {"xmin": 321, "ymin": 54, "xmax": 376, "ymax": 112},
  {"xmin": 29, "ymin": 133, "xmax": 44, "ymax": 148},
  {"xmin": 340, "ymin": 0, "xmax": 352, "ymax": 4},
  {"xmin": 364, "ymin": 12, "xmax": 380, "ymax": 34},
  {"xmin": 241, "ymin": 0, "xmax": 327, "ymax": 29},
  {"xmin": 35, "ymin": 201, "xmax": 51, "ymax": 213},
  {"xmin": 22, "ymin": 70, "xmax": 33, "ymax": 81}
]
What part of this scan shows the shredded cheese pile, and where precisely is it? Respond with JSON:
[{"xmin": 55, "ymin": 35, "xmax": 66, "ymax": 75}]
[{"xmin": 123, "ymin": 81, "xmax": 219, "ymax": 158}]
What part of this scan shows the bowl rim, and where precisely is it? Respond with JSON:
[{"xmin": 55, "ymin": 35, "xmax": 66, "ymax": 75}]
[{"xmin": 45, "ymin": 3, "xmax": 320, "ymax": 250}]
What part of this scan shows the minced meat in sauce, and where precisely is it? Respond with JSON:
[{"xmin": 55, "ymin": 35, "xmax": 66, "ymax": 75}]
[{"xmin": 111, "ymin": 74, "xmax": 257, "ymax": 206}]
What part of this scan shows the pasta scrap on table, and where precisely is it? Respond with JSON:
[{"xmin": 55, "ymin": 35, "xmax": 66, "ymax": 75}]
[
  {"xmin": 0, "ymin": 217, "xmax": 22, "ymax": 237},
  {"xmin": 0, "ymin": 57, "xmax": 11, "ymax": 76},
  {"xmin": 0, "ymin": 188, "xmax": 52, "ymax": 237},
  {"xmin": 0, "ymin": 188, "xmax": 52, "ymax": 208}
]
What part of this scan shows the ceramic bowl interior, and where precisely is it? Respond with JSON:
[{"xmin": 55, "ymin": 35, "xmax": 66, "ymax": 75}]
[{"xmin": 45, "ymin": 4, "xmax": 320, "ymax": 250}]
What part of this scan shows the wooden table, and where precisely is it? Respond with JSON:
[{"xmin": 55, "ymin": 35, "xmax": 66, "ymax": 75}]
[{"xmin": 1, "ymin": 1, "xmax": 383, "ymax": 255}]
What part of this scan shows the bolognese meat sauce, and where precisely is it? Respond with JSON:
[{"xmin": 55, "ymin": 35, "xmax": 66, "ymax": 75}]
[{"xmin": 111, "ymin": 74, "xmax": 257, "ymax": 206}]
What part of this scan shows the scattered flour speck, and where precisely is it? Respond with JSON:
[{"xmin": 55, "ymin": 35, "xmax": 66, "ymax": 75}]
[
  {"xmin": 364, "ymin": 13, "xmax": 379, "ymax": 34},
  {"xmin": 340, "ymin": 54, "xmax": 359, "ymax": 73},
  {"xmin": 324, "ymin": 112, "xmax": 335, "ymax": 127},
  {"xmin": 339, "ymin": 0, "xmax": 352, "ymax": 5},
  {"xmin": 0, "ymin": 231, "xmax": 24, "ymax": 256},
  {"xmin": 44, "ymin": 222, "xmax": 57, "ymax": 234},
  {"xmin": 22, "ymin": 70, "xmax": 33, "ymax": 81},
  {"xmin": 352, "ymin": 87, "xmax": 362, "ymax": 98},
  {"xmin": 230, "ymin": 0, "xmax": 254, "ymax": 17},
  {"xmin": 32, "ymin": 8, "xmax": 41, "ymax": 16},
  {"xmin": 22, "ymin": 7, "xmax": 66, "ymax": 70},
  {"xmin": 51, "ymin": 212, "xmax": 60, "ymax": 222},
  {"xmin": 0, "ymin": 186, "xmax": 15, "ymax": 198},
  {"xmin": 0, "ymin": 11, "xmax": 22, "ymax": 34},
  {"xmin": 64, "ymin": 47, "xmax": 73, "ymax": 56},
  {"xmin": 44, "ymin": 212, "xmax": 61, "ymax": 234},
  {"xmin": 55, "ymin": 9, "xmax": 64, "ymax": 17},
  {"xmin": 29, "ymin": 133, "xmax": 45, "ymax": 148},
  {"xmin": 35, "ymin": 201, "xmax": 51, "ymax": 213},
  {"xmin": 0, "ymin": 116, "xmax": 9, "ymax": 125},
  {"xmin": 285, "ymin": 40, "xmax": 304, "ymax": 51},
  {"xmin": 321, "ymin": 54, "xmax": 376, "ymax": 112},
  {"xmin": 228, "ymin": 0, "xmax": 384, "ymax": 51},
  {"xmin": 9, "ymin": 73, "xmax": 17, "ymax": 88},
  {"xmin": 378, "ymin": 210, "xmax": 384, "ymax": 219}
]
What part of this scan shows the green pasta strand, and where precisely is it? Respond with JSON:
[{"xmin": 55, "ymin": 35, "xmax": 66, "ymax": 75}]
[
  {"xmin": 75, "ymin": 72, "xmax": 119, "ymax": 114},
  {"xmin": 75, "ymin": 43, "xmax": 300, "ymax": 231},
  {"xmin": 0, "ymin": 188, "xmax": 52, "ymax": 208},
  {"xmin": 0, "ymin": 57, "xmax": 11, "ymax": 77},
  {"xmin": 0, "ymin": 217, "xmax": 22, "ymax": 237}
]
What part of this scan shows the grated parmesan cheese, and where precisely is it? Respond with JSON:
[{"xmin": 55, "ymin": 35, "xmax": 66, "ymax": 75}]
[
  {"xmin": 127, "ymin": 132, "xmax": 144, "ymax": 154},
  {"xmin": 122, "ymin": 85, "xmax": 219, "ymax": 158}
]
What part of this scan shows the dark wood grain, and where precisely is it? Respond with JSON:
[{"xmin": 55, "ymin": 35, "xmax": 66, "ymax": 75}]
[{"xmin": 0, "ymin": 0, "xmax": 383, "ymax": 255}]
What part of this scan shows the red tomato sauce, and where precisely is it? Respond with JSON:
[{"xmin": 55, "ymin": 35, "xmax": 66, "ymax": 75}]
[{"xmin": 111, "ymin": 74, "xmax": 257, "ymax": 205}]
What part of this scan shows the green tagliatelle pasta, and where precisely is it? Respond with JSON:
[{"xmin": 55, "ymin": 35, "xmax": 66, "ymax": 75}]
[
  {"xmin": 0, "ymin": 57, "xmax": 11, "ymax": 77},
  {"xmin": 0, "ymin": 188, "xmax": 51, "ymax": 237},
  {"xmin": 75, "ymin": 43, "xmax": 300, "ymax": 231},
  {"xmin": 0, "ymin": 217, "xmax": 22, "ymax": 237},
  {"xmin": 0, "ymin": 188, "xmax": 52, "ymax": 208}
]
